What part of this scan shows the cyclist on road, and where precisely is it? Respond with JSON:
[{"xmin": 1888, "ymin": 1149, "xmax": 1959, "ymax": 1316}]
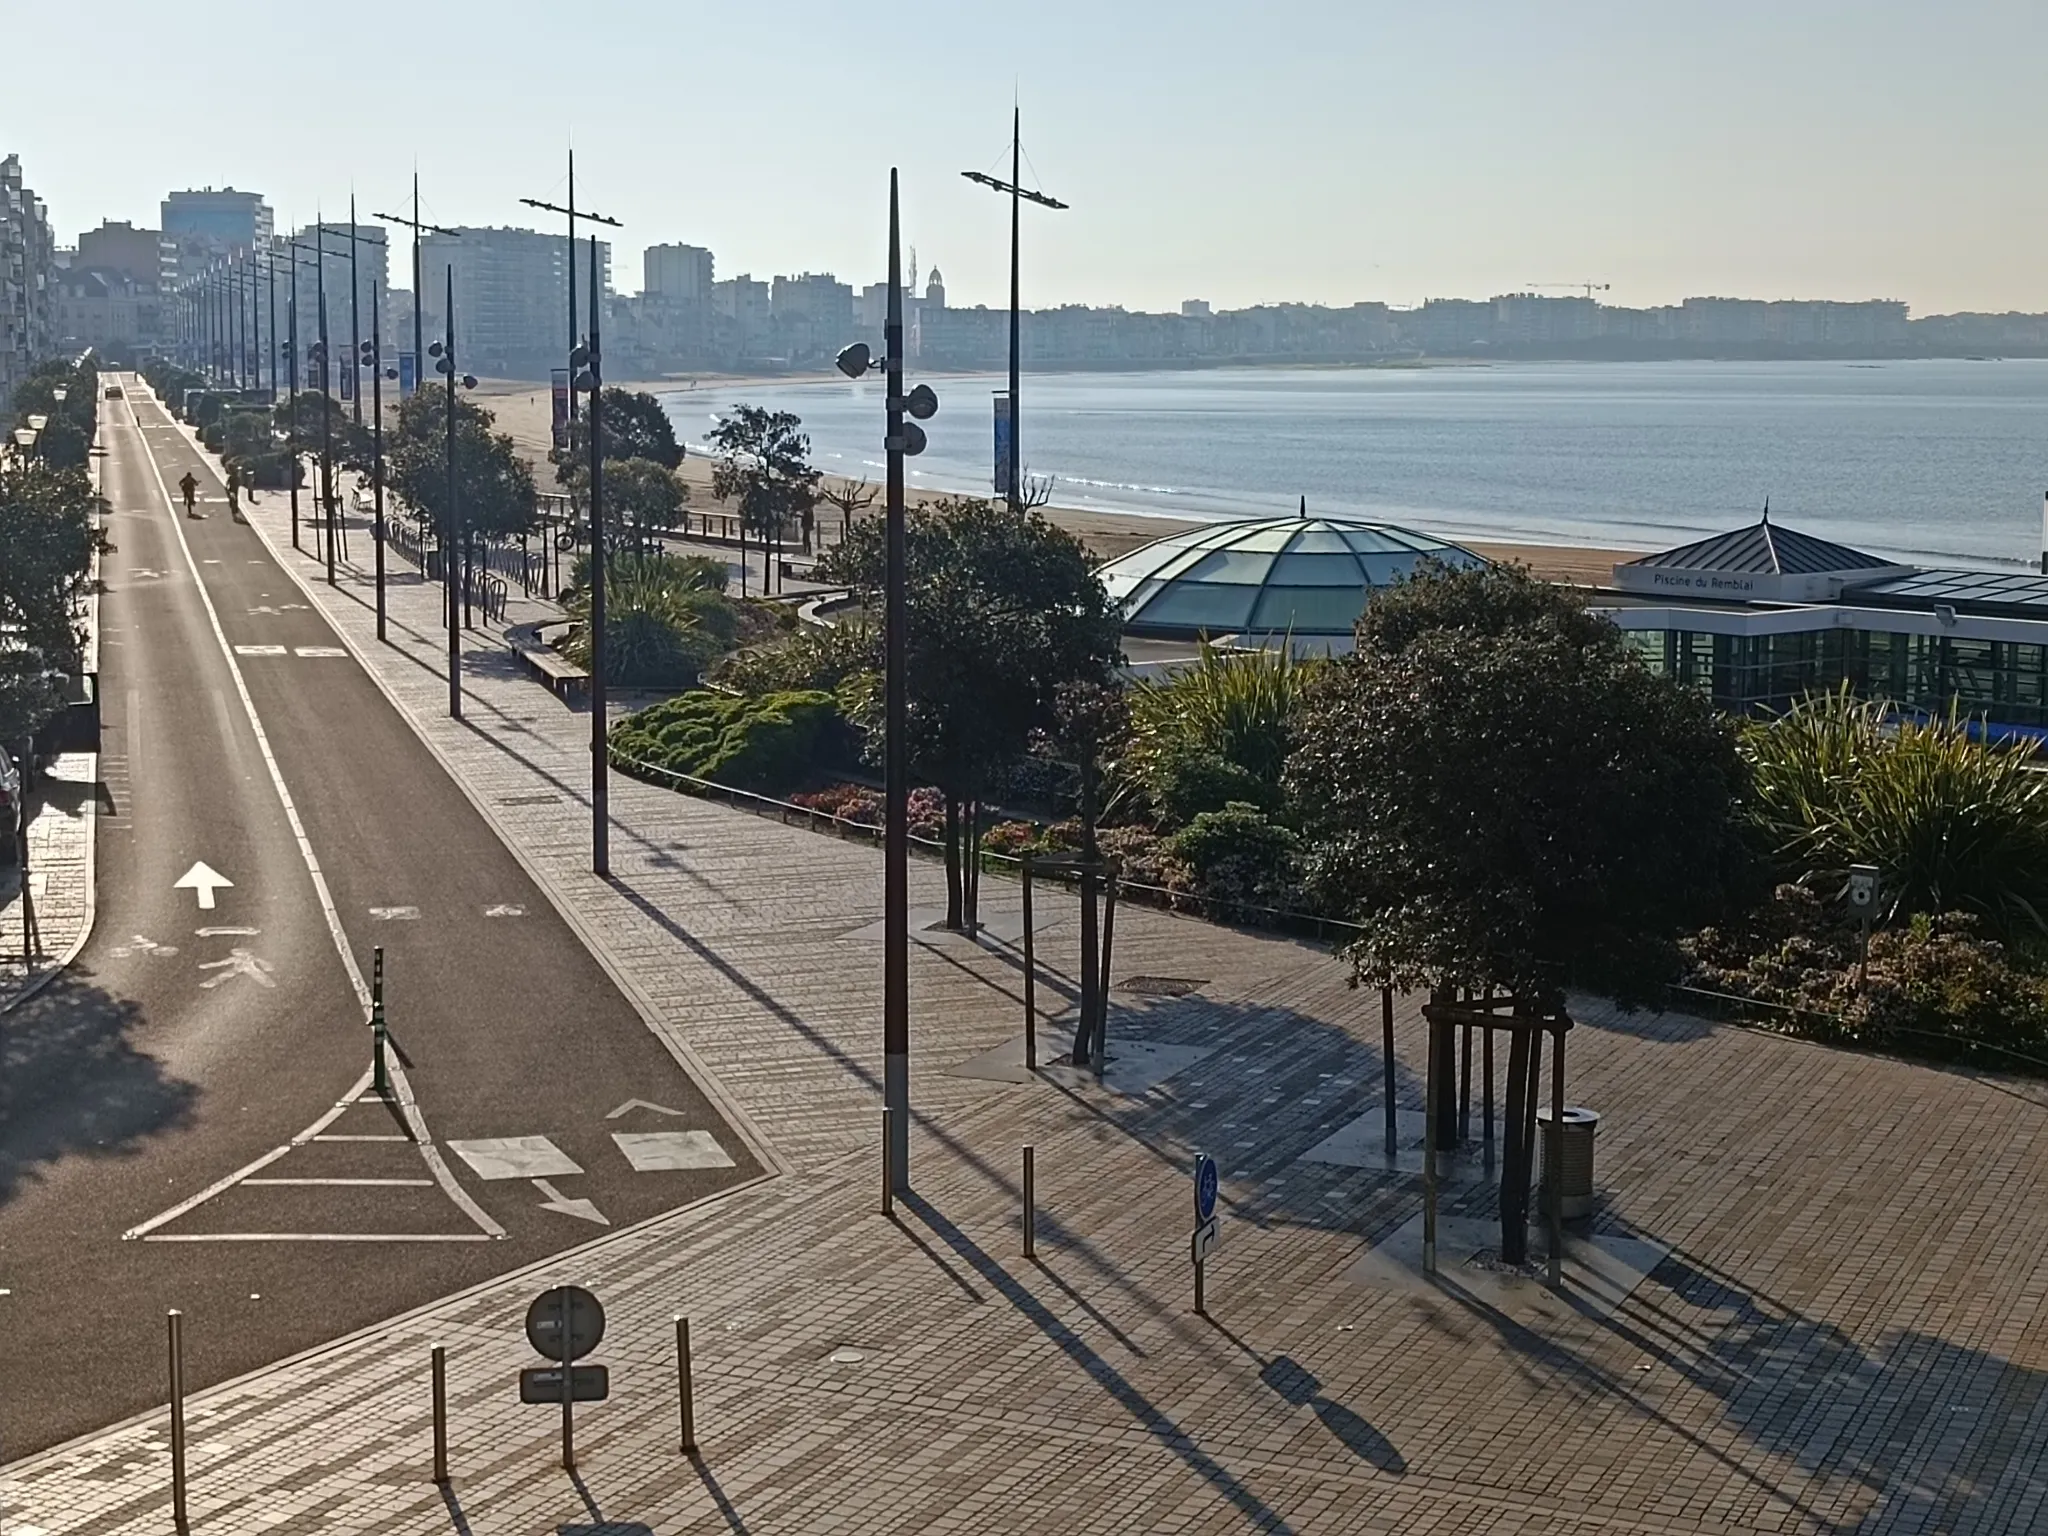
[{"xmin": 178, "ymin": 471, "xmax": 200, "ymax": 518}]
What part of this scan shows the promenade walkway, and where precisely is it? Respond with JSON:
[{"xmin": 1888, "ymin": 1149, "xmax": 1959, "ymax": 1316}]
[{"xmin": 7, "ymin": 453, "xmax": 2048, "ymax": 1534}]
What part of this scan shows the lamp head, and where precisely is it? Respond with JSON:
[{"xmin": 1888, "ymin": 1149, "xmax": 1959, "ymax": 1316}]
[
  {"xmin": 461, "ymin": 374, "xmax": 477, "ymax": 390},
  {"xmin": 834, "ymin": 342, "xmax": 872, "ymax": 380},
  {"xmin": 901, "ymin": 421, "xmax": 928, "ymax": 457},
  {"xmin": 906, "ymin": 383, "xmax": 938, "ymax": 421}
]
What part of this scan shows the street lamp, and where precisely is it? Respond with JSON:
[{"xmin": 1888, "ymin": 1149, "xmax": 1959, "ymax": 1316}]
[
  {"xmin": 835, "ymin": 169, "xmax": 938, "ymax": 1194},
  {"xmin": 962, "ymin": 106, "xmax": 1067, "ymax": 513},
  {"xmin": 361, "ymin": 285, "xmax": 399, "ymax": 644},
  {"xmin": 570, "ymin": 233, "xmax": 610, "ymax": 877},
  {"xmin": 10, "ymin": 427, "xmax": 35, "ymax": 456},
  {"xmin": 427, "ymin": 262, "xmax": 478, "ymax": 720}
]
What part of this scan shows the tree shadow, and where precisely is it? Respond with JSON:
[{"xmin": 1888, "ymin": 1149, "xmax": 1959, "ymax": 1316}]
[
  {"xmin": 0, "ymin": 968, "xmax": 198, "ymax": 1202},
  {"xmin": 1259, "ymin": 1355, "xmax": 1408, "ymax": 1474}
]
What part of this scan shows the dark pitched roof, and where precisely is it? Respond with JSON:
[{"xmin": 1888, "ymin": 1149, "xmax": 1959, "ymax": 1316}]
[{"xmin": 1625, "ymin": 518, "xmax": 1892, "ymax": 576}]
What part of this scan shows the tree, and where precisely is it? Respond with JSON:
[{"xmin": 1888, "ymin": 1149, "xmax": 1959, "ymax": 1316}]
[
  {"xmin": 706, "ymin": 405, "xmax": 819, "ymax": 595},
  {"xmin": 386, "ymin": 385, "xmax": 538, "ymax": 543},
  {"xmin": 1042, "ymin": 678, "xmax": 1130, "ymax": 1063},
  {"xmin": 1287, "ymin": 560, "xmax": 1752, "ymax": 1262},
  {"xmin": 0, "ymin": 457, "xmax": 102, "ymax": 744},
  {"xmin": 818, "ymin": 476, "xmax": 878, "ymax": 545},
  {"xmin": 571, "ymin": 457, "xmax": 689, "ymax": 555},
  {"xmin": 820, "ymin": 494, "xmax": 1124, "ymax": 930},
  {"xmin": 552, "ymin": 386, "xmax": 685, "ymax": 485}
]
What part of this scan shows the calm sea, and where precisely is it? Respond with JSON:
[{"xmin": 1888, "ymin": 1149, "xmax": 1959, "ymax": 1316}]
[{"xmin": 659, "ymin": 359, "xmax": 2048, "ymax": 568}]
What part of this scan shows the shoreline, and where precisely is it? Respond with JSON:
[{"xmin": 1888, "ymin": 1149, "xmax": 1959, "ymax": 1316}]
[{"xmin": 471, "ymin": 378, "xmax": 1636, "ymax": 586}]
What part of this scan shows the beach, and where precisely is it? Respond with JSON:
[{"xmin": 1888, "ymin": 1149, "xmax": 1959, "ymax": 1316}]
[{"xmin": 471, "ymin": 378, "xmax": 1633, "ymax": 588}]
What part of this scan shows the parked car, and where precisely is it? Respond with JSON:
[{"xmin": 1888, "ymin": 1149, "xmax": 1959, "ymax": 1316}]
[
  {"xmin": 104, "ymin": 385, "xmax": 123, "ymax": 399},
  {"xmin": 0, "ymin": 746, "xmax": 19, "ymax": 867}
]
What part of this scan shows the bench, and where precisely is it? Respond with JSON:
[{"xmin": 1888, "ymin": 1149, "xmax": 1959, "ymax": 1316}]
[{"xmin": 507, "ymin": 623, "xmax": 590, "ymax": 704}]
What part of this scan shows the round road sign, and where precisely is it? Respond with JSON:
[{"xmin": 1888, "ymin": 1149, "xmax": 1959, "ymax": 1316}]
[
  {"xmin": 525, "ymin": 1285, "xmax": 606, "ymax": 1363},
  {"xmin": 1194, "ymin": 1155, "xmax": 1219, "ymax": 1224}
]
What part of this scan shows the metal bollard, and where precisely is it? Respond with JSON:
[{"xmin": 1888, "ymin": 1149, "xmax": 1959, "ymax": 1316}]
[
  {"xmin": 880, "ymin": 1107, "xmax": 893, "ymax": 1217},
  {"xmin": 168, "ymin": 1309, "xmax": 190, "ymax": 1533},
  {"xmin": 431, "ymin": 1346, "xmax": 448, "ymax": 1484},
  {"xmin": 676, "ymin": 1315, "xmax": 697, "ymax": 1453},
  {"xmin": 1023, "ymin": 1146, "xmax": 1037, "ymax": 1258},
  {"xmin": 1021, "ymin": 855, "xmax": 1037, "ymax": 1070}
]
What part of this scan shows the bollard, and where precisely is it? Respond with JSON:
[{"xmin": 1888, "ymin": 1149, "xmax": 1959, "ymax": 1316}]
[
  {"xmin": 880, "ymin": 1107, "xmax": 893, "ymax": 1217},
  {"xmin": 371, "ymin": 945, "xmax": 389, "ymax": 1098},
  {"xmin": 676, "ymin": 1315, "xmax": 697, "ymax": 1453},
  {"xmin": 168, "ymin": 1309, "xmax": 190, "ymax": 1533},
  {"xmin": 1381, "ymin": 987, "xmax": 1397, "ymax": 1158},
  {"xmin": 431, "ymin": 1346, "xmax": 448, "ymax": 1484},
  {"xmin": 1021, "ymin": 855, "xmax": 1037, "ymax": 1070},
  {"xmin": 1022, "ymin": 1146, "xmax": 1036, "ymax": 1258}
]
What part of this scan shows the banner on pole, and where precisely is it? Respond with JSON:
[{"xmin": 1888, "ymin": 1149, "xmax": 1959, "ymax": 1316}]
[
  {"xmin": 339, "ymin": 362, "xmax": 354, "ymax": 402},
  {"xmin": 551, "ymin": 370, "xmax": 571, "ymax": 451},
  {"xmin": 398, "ymin": 352, "xmax": 417, "ymax": 397},
  {"xmin": 993, "ymin": 392, "xmax": 1012, "ymax": 495}
]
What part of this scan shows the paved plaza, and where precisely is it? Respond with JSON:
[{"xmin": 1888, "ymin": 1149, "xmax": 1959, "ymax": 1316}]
[{"xmin": 5, "ymin": 475, "xmax": 2048, "ymax": 1534}]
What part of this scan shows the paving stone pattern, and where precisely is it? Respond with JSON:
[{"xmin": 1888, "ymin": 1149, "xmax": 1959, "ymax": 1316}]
[
  {"xmin": 7, "ymin": 463, "xmax": 2048, "ymax": 1534},
  {"xmin": 0, "ymin": 753, "xmax": 95, "ymax": 1001}
]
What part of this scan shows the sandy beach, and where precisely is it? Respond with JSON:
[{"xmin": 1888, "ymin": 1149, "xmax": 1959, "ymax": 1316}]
[{"xmin": 470, "ymin": 378, "xmax": 1632, "ymax": 589}]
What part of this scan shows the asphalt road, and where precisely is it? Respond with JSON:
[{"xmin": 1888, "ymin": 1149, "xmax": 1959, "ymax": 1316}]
[{"xmin": 0, "ymin": 380, "xmax": 759, "ymax": 1461}]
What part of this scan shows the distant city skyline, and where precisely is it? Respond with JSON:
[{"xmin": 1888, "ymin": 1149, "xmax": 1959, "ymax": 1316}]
[{"xmin": 9, "ymin": 0, "xmax": 2046, "ymax": 318}]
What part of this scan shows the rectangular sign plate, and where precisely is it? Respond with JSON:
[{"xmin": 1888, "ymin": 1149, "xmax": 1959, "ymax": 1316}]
[
  {"xmin": 519, "ymin": 1364, "xmax": 610, "ymax": 1404},
  {"xmin": 1191, "ymin": 1215, "xmax": 1222, "ymax": 1266}
]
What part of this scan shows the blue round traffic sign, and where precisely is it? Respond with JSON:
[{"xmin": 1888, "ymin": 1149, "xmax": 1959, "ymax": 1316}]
[{"xmin": 1194, "ymin": 1155, "xmax": 1219, "ymax": 1223}]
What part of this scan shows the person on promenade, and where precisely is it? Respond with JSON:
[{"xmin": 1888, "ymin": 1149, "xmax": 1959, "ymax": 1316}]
[{"xmin": 178, "ymin": 470, "xmax": 200, "ymax": 517}]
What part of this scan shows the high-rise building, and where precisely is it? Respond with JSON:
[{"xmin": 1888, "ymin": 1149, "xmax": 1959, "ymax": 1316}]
[
  {"xmin": 769, "ymin": 271, "xmax": 854, "ymax": 363},
  {"xmin": 1, "ymin": 153, "xmax": 56, "ymax": 393},
  {"xmin": 280, "ymin": 221, "xmax": 392, "ymax": 378},
  {"xmin": 419, "ymin": 227, "xmax": 611, "ymax": 376},
  {"xmin": 643, "ymin": 243, "xmax": 714, "ymax": 301},
  {"xmin": 77, "ymin": 220, "xmax": 173, "ymax": 290},
  {"xmin": 162, "ymin": 187, "xmax": 272, "ymax": 277},
  {"xmin": 711, "ymin": 274, "xmax": 771, "ymax": 360}
]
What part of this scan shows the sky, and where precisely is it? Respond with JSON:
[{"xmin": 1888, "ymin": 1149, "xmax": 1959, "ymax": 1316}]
[{"xmin": 10, "ymin": 0, "xmax": 2047, "ymax": 316}]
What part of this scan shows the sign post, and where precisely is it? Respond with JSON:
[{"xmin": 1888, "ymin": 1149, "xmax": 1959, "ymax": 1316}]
[
  {"xmin": 521, "ymin": 1285, "xmax": 609, "ymax": 1470},
  {"xmin": 1190, "ymin": 1154, "xmax": 1220, "ymax": 1316},
  {"xmin": 1847, "ymin": 863, "xmax": 1879, "ymax": 987}
]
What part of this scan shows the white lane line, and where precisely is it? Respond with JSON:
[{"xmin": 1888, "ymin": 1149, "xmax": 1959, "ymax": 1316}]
[
  {"xmin": 123, "ymin": 1069, "xmax": 372, "ymax": 1240},
  {"xmin": 196, "ymin": 925, "xmax": 259, "ymax": 937},
  {"xmin": 239, "ymin": 1187, "xmax": 432, "ymax": 1196},
  {"xmin": 133, "ymin": 415, "xmax": 505, "ymax": 1242},
  {"xmin": 310, "ymin": 1134, "xmax": 412, "ymax": 1143},
  {"xmin": 233, "ymin": 644, "xmax": 286, "ymax": 656},
  {"xmin": 143, "ymin": 1233, "xmax": 491, "ymax": 1244},
  {"xmin": 294, "ymin": 645, "xmax": 348, "ymax": 658},
  {"xmin": 368, "ymin": 905, "xmax": 420, "ymax": 921}
]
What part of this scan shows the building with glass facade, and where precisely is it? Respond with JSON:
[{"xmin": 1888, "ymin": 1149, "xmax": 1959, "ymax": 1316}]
[{"xmin": 1599, "ymin": 516, "xmax": 2048, "ymax": 738}]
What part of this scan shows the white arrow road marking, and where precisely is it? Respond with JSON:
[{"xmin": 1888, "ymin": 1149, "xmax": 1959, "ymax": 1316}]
[
  {"xmin": 483, "ymin": 903, "xmax": 526, "ymax": 918},
  {"xmin": 174, "ymin": 861, "xmax": 233, "ymax": 909},
  {"xmin": 248, "ymin": 604, "xmax": 278, "ymax": 615},
  {"xmin": 111, "ymin": 934, "xmax": 179, "ymax": 958},
  {"xmin": 196, "ymin": 925, "xmax": 258, "ymax": 937},
  {"xmin": 606, "ymin": 1099, "xmax": 688, "ymax": 1120},
  {"xmin": 532, "ymin": 1179, "xmax": 610, "ymax": 1226},
  {"xmin": 369, "ymin": 905, "xmax": 420, "ymax": 921},
  {"xmin": 198, "ymin": 948, "xmax": 276, "ymax": 989}
]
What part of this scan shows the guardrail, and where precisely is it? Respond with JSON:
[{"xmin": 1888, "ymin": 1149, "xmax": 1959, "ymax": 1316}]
[{"xmin": 607, "ymin": 747, "xmax": 1366, "ymax": 942}]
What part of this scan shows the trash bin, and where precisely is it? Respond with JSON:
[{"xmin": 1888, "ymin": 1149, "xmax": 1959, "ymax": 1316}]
[{"xmin": 1536, "ymin": 1106, "xmax": 1600, "ymax": 1220}]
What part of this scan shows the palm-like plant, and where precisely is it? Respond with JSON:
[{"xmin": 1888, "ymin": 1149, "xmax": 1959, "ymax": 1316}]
[
  {"xmin": 1120, "ymin": 641, "xmax": 1319, "ymax": 823},
  {"xmin": 1743, "ymin": 686, "xmax": 2048, "ymax": 934}
]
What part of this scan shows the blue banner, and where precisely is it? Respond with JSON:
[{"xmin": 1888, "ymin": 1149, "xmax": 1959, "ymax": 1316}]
[
  {"xmin": 993, "ymin": 393, "xmax": 1012, "ymax": 495},
  {"xmin": 398, "ymin": 352, "xmax": 417, "ymax": 396}
]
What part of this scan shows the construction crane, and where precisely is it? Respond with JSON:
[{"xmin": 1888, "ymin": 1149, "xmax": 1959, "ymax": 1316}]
[{"xmin": 1526, "ymin": 282, "xmax": 1612, "ymax": 298}]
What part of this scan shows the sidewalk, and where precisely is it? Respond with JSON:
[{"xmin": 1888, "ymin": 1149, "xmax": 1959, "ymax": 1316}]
[
  {"xmin": 8, "ymin": 439, "xmax": 2048, "ymax": 1534},
  {"xmin": 0, "ymin": 753, "xmax": 96, "ymax": 1007}
]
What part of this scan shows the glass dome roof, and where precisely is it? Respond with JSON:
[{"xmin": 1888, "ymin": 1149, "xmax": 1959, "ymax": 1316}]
[{"xmin": 1099, "ymin": 515, "xmax": 1487, "ymax": 638}]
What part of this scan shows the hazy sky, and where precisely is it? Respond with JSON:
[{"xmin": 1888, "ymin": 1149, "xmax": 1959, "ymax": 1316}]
[{"xmin": 12, "ymin": 0, "xmax": 2045, "ymax": 315}]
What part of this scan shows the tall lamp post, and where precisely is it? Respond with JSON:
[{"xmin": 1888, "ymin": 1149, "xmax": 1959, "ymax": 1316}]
[
  {"xmin": 374, "ymin": 175, "xmax": 458, "ymax": 419},
  {"xmin": 571, "ymin": 234, "xmax": 609, "ymax": 877},
  {"xmin": 427, "ymin": 264, "xmax": 478, "ymax": 720},
  {"xmin": 361, "ymin": 284, "xmax": 396, "ymax": 642},
  {"xmin": 962, "ymin": 106, "xmax": 1067, "ymax": 513},
  {"xmin": 836, "ymin": 170, "xmax": 940, "ymax": 1194},
  {"xmin": 520, "ymin": 155, "xmax": 621, "ymax": 431}
]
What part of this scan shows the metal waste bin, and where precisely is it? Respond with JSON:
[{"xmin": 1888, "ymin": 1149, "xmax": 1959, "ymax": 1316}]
[{"xmin": 1537, "ymin": 1106, "xmax": 1600, "ymax": 1221}]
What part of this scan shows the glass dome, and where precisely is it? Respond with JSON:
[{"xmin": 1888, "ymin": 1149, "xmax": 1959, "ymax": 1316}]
[{"xmin": 1099, "ymin": 515, "xmax": 1487, "ymax": 638}]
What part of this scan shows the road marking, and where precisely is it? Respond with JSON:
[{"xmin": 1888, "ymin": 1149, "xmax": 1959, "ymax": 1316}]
[
  {"xmin": 311, "ymin": 1134, "xmax": 412, "ymax": 1142},
  {"xmin": 295, "ymin": 645, "xmax": 348, "ymax": 658},
  {"xmin": 233, "ymin": 644, "xmax": 287, "ymax": 656},
  {"xmin": 249, "ymin": 604, "xmax": 278, "ymax": 615},
  {"xmin": 111, "ymin": 934, "xmax": 179, "ymax": 958},
  {"xmin": 173, "ymin": 860, "xmax": 233, "ymax": 909},
  {"xmin": 532, "ymin": 1178, "xmax": 609, "ymax": 1226},
  {"xmin": 368, "ymin": 905, "xmax": 420, "ymax": 921},
  {"xmin": 196, "ymin": 925, "xmax": 258, "ymax": 937},
  {"xmin": 447, "ymin": 1136, "xmax": 582, "ymax": 1181},
  {"xmin": 607, "ymin": 1099, "xmax": 688, "ymax": 1120},
  {"xmin": 483, "ymin": 903, "xmax": 526, "ymax": 918},
  {"xmin": 198, "ymin": 948, "xmax": 276, "ymax": 989},
  {"xmin": 202, "ymin": 558, "xmax": 221, "ymax": 565},
  {"xmin": 128, "ymin": 413, "xmax": 505, "ymax": 1242},
  {"xmin": 143, "ymin": 1233, "xmax": 492, "ymax": 1244},
  {"xmin": 243, "ymin": 1187, "xmax": 436, "ymax": 1196},
  {"xmin": 613, "ymin": 1131, "xmax": 736, "ymax": 1172}
]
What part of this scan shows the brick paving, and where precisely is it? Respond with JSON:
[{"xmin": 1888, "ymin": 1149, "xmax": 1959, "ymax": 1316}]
[
  {"xmin": 0, "ymin": 753, "xmax": 97, "ymax": 1005},
  {"xmin": 6, "ymin": 432, "xmax": 2048, "ymax": 1533}
]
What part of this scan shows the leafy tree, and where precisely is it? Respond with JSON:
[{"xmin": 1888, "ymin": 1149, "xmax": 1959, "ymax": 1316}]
[
  {"xmin": 1287, "ymin": 560, "xmax": 1752, "ymax": 1263},
  {"xmin": 706, "ymin": 405, "xmax": 820, "ymax": 595},
  {"xmin": 1040, "ymin": 677, "xmax": 1130, "ymax": 1063},
  {"xmin": 0, "ymin": 458, "xmax": 102, "ymax": 743},
  {"xmin": 553, "ymin": 387, "xmax": 684, "ymax": 481},
  {"xmin": 386, "ymin": 385, "xmax": 538, "ymax": 543},
  {"xmin": 12, "ymin": 359, "xmax": 98, "ymax": 470},
  {"xmin": 820, "ymin": 495, "xmax": 1124, "ymax": 930},
  {"xmin": 561, "ymin": 456, "xmax": 689, "ymax": 555}
]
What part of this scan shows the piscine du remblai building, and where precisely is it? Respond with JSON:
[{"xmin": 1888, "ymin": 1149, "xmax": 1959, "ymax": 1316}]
[{"xmin": 1095, "ymin": 507, "xmax": 2048, "ymax": 740}]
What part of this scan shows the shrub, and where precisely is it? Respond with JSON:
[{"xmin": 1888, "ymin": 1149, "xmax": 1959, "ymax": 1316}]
[
  {"xmin": 610, "ymin": 689, "xmax": 840, "ymax": 795},
  {"xmin": 1123, "ymin": 643, "xmax": 1317, "ymax": 827},
  {"xmin": 1146, "ymin": 746, "xmax": 1270, "ymax": 827},
  {"xmin": 717, "ymin": 619, "xmax": 877, "ymax": 696},
  {"xmin": 1742, "ymin": 687, "xmax": 2048, "ymax": 937},
  {"xmin": 1169, "ymin": 802, "xmax": 1303, "ymax": 918}
]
